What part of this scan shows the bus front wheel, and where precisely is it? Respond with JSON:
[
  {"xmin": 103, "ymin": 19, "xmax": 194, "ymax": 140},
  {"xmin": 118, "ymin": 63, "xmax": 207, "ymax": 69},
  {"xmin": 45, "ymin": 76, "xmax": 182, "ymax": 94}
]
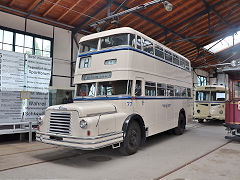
[
  {"xmin": 120, "ymin": 121, "xmax": 141, "ymax": 155},
  {"xmin": 174, "ymin": 113, "xmax": 186, "ymax": 135}
]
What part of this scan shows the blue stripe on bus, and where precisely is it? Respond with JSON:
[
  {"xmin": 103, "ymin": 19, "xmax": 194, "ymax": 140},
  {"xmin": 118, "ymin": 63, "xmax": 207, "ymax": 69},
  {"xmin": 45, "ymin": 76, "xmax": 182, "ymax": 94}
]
[
  {"xmin": 194, "ymin": 101, "xmax": 225, "ymax": 103},
  {"xmin": 78, "ymin": 47, "xmax": 190, "ymax": 72},
  {"xmin": 74, "ymin": 96, "xmax": 192, "ymax": 101}
]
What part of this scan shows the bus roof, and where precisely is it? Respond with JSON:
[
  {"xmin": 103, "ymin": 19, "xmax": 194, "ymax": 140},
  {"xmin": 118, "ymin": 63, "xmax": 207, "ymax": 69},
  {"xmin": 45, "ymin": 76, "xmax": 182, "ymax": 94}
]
[
  {"xmin": 195, "ymin": 85, "xmax": 225, "ymax": 91},
  {"xmin": 79, "ymin": 27, "xmax": 189, "ymax": 62}
]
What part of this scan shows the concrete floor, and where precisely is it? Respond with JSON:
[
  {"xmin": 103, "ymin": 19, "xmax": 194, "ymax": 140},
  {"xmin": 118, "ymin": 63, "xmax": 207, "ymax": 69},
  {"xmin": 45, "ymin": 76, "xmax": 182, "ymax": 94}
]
[{"xmin": 0, "ymin": 121, "xmax": 239, "ymax": 180}]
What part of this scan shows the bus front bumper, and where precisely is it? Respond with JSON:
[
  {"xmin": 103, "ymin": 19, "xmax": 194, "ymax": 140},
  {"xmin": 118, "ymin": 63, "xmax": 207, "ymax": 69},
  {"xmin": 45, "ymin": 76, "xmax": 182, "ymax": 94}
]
[
  {"xmin": 36, "ymin": 131, "xmax": 123, "ymax": 150},
  {"xmin": 194, "ymin": 115, "xmax": 225, "ymax": 120}
]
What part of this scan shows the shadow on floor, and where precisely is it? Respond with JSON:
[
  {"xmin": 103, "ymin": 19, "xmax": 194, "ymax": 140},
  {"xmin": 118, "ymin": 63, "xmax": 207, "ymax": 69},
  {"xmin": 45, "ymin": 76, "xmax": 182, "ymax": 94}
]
[{"xmin": 31, "ymin": 129, "xmax": 184, "ymax": 168}]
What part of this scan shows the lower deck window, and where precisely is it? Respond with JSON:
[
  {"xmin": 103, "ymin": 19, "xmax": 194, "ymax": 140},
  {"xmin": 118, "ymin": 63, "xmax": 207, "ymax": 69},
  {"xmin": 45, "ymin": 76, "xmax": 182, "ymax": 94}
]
[
  {"xmin": 196, "ymin": 91, "xmax": 210, "ymax": 101},
  {"xmin": 157, "ymin": 83, "xmax": 166, "ymax": 96},
  {"xmin": 97, "ymin": 80, "xmax": 132, "ymax": 96},
  {"xmin": 76, "ymin": 83, "xmax": 96, "ymax": 96},
  {"xmin": 166, "ymin": 85, "xmax": 174, "ymax": 96},
  {"xmin": 145, "ymin": 82, "xmax": 156, "ymax": 96}
]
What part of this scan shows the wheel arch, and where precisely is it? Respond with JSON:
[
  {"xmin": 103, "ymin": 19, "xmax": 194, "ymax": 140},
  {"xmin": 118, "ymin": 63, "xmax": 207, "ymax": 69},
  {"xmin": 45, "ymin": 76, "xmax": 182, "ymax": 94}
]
[{"xmin": 122, "ymin": 114, "xmax": 146, "ymax": 145}]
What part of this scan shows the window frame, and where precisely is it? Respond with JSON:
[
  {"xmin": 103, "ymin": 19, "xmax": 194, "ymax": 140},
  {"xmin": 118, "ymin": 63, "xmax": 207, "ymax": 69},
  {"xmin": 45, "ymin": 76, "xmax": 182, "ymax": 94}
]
[{"xmin": 0, "ymin": 25, "xmax": 53, "ymax": 58}]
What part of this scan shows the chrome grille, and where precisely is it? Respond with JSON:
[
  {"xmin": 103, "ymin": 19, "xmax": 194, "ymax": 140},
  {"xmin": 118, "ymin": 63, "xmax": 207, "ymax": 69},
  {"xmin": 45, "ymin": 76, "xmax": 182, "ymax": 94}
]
[{"xmin": 49, "ymin": 112, "xmax": 71, "ymax": 134}]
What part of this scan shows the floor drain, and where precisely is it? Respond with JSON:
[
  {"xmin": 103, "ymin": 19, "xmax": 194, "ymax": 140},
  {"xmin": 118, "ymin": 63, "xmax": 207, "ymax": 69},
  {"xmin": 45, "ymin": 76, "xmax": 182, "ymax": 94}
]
[{"xmin": 87, "ymin": 156, "xmax": 112, "ymax": 162}]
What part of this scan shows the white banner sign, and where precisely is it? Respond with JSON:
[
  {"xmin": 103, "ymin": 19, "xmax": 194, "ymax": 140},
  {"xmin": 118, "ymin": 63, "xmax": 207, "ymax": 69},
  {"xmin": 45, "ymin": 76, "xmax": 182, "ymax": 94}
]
[
  {"xmin": 0, "ymin": 50, "xmax": 24, "ymax": 91},
  {"xmin": 0, "ymin": 91, "xmax": 23, "ymax": 123},
  {"xmin": 24, "ymin": 92, "xmax": 49, "ymax": 122},
  {"xmin": 26, "ymin": 55, "xmax": 52, "ymax": 93}
]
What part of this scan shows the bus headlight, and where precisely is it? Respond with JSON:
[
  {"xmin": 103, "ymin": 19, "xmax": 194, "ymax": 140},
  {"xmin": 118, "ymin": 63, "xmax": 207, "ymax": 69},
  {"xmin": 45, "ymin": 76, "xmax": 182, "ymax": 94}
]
[
  {"xmin": 219, "ymin": 110, "xmax": 223, "ymax": 114},
  {"xmin": 80, "ymin": 119, "xmax": 87, "ymax": 128},
  {"xmin": 197, "ymin": 110, "xmax": 200, "ymax": 113}
]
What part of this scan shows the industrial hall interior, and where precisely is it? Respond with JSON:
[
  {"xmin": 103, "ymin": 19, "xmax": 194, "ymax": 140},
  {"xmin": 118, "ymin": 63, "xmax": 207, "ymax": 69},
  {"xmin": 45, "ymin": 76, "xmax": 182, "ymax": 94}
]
[{"xmin": 0, "ymin": 0, "xmax": 240, "ymax": 179}]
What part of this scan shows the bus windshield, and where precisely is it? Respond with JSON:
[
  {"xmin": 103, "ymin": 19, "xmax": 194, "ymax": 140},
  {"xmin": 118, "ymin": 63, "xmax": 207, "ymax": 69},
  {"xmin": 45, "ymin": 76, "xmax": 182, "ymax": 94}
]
[
  {"xmin": 76, "ymin": 80, "xmax": 132, "ymax": 97},
  {"xmin": 97, "ymin": 80, "xmax": 132, "ymax": 96},
  {"xmin": 196, "ymin": 91, "xmax": 210, "ymax": 101},
  {"xmin": 211, "ymin": 91, "xmax": 225, "ymax": 101},
  {"xmin": 76, "ymin": 83, "xmax": 96, "ymax": 97}
]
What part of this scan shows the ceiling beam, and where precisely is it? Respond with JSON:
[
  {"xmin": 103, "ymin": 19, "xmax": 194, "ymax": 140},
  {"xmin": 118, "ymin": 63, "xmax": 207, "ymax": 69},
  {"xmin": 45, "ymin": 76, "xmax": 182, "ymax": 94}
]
[
  {"xmin": 100, "ymin": 0, "xmax": 130, "ymax": 31},
  {"xmin": 26, "ymin": 0, "xmax": 44, "ymax": 19},
  {"xmin": 201, "ymin": 0, "xmax": 232, "ymax": 27},
  {"xmin": 43, "ymin": 0, "xmax": 61, "ymax": 17},
  {"xmin": 72, "ymin": 3, "xmax": 108, "ymax": 34},
  {"xmin": 57, "ymin": 0, "xmax": 83, "ymax": 21},
  {"xmin": 112, "ymin": 1, "xmax": 201, "ymax": 49},
  {"xmin": 0, "ymin": 4, "xmax": 75, "ymax": 29},
  {"xmin": 69, "ymin": 1, "xmax": 101, "ymax": 25},
  {"xmin": 153, "ymin": 0, "xmax": 225, "ymax": 41},
  {"xmin": 27, "ymin": 0, "xmax": 43, "ymax": 12}
]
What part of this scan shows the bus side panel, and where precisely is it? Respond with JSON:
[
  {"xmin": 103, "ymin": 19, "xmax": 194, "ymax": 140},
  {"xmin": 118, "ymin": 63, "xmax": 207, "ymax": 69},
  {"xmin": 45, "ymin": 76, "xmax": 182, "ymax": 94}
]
[{"xmin": 226, "ymin": 101, "xmax": 240, "ymax": 124}]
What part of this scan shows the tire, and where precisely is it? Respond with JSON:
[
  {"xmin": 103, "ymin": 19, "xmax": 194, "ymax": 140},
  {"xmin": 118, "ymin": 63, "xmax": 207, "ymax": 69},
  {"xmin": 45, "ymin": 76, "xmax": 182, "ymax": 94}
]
[
  {"xmin": 120, "ymin": 121, "xmax": 141, "ymax": 155},
  {"xmin": 198, "ymin": 119, "xmax": 204, "ymax": 123},
  {"xmin": 174, "ymin": 113, "xmax": 186, "ymax": 135}
]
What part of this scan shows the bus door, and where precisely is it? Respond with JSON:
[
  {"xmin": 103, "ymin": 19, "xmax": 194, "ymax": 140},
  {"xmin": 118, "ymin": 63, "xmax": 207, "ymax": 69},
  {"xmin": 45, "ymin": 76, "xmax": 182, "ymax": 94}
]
[
  {"xmin": 133, "ymin": 78, "xmax": 145, "ymax": 116},
  {"xmin": 226, "ymin": 79, "xmax": 240, "ymax": 124}
]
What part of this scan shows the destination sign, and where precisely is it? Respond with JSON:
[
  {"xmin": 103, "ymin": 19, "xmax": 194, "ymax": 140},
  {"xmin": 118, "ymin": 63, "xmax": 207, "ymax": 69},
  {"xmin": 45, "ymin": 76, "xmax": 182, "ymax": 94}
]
[{"xmin": 82, "ymin": 72, "xmax": 112, "ymax": 80}]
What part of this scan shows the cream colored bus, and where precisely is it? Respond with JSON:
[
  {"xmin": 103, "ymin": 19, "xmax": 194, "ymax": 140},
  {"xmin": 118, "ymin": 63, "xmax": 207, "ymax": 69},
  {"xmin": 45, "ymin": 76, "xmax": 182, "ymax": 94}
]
[
  {"xmin": 37, "ymin": 27, "xmax": 193, "ymax": 155},
  {"xmin": 194, "ymin": 85, "xmax": 225, "ymax": 123}
]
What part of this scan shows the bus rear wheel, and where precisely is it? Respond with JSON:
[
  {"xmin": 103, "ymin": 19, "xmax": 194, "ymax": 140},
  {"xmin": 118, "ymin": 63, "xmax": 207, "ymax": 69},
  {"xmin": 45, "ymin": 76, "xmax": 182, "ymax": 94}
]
[
  {"xmin": 198, "ymin": 119, "xmax": 204, "ymax": 123},
  {"xmin": 174, "ymin": 113, "xmax": 186, "ymax": 135},
  {"xmin": 120, "ymin": 121, "xmax": 141, "ymax": 155}
]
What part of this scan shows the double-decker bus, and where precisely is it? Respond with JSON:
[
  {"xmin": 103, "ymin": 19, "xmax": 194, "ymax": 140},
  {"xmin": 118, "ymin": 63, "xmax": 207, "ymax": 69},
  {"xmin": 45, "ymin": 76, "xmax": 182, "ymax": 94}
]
[
  {"xmin": 223, "ymin": 63, "xmax": 240, "ymax": 140},
  {"xmin": 36, "ymin": 27, "xmax": 193, "ymax": 155},
  {"xmin": 194, "ymin": 85, "xmax": 225, "ymax": 123}
]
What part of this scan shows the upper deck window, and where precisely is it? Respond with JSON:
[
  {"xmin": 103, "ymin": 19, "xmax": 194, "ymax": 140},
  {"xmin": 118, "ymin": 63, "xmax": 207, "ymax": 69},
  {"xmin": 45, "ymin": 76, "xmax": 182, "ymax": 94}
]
[
  {"xmin": 101, "ymin": 33, "xmax": 129, "ymax": 49},
  {"xmin": 173, "ymin": 55, "xmax": 180, "ymax": 65},
  {"xmin": 155, "ymin": 46, "xmax": 164, "ymax": 59},
  {"xmin": 165, "ymin": 50, "xmax": 173, "ymax": 62},
  {"xmin": 185, "ymin": 60, "xmax": 190, "ymax": 70},
  {"xmin": 80, "ymin": 38, "xmax": 98, "ymax": 53},
  {"xmin": 180, "ymin": 58, "xmax": 185, "ymax": 68},
  {"xmin": 142, "ymin": 39, "xmax": 153, "ymax": 55},
  {"xmin": 136, "ymin": 36, "xmax": 141, "ymax": 49}
]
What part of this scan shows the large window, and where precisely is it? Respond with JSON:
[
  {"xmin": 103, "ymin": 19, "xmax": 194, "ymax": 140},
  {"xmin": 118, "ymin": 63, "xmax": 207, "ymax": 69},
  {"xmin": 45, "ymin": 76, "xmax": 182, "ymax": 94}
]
[
  {"xmin": 0, "ymin": 27, "xmax": 52, "ymax": 57},
  {"xmin": 196, "ymin": 91, "xmax": 210, "ymax": 101},
  {"xmin": 79, "ymin": 38, "xmax": 98, "ymax": 53},
  {"xmin": 97, "ymin": 80, "xmax": 132, "ymax": 96},
  {"xmin": 100, "ymin": 33, "xmax": 129, "ymax": 49},
  {"xmin": 142, "ymin": 38, "xmax": 153, "ymax": 55},
  {"xmin": 145, "ymin": 82, "xmax": 156, "ymax": 96},
  {"xmin": 76, "ymin": 83, "xmax": 96, "ymax": 97},
  {"xmin": 211, "ymin": 91, "xmax": 225, "ymax": 101},
  {"xmin": 197, "ymin": 76, "xmax": 207, "ymax": 86}
]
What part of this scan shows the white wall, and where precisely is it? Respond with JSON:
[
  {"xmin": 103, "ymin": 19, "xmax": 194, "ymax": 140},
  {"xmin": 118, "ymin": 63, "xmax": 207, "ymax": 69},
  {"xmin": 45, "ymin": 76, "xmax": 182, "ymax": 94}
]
[{"xmin": 0, "ymin": 11, "xmax": 81, "ymax": 90}]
